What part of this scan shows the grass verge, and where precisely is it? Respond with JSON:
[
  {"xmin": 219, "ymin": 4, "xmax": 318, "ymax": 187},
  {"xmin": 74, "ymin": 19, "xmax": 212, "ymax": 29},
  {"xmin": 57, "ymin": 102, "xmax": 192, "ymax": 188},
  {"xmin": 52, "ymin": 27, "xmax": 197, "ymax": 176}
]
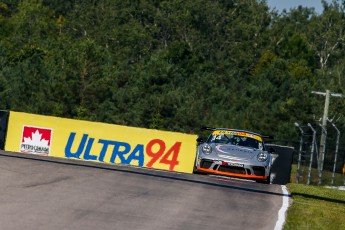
[
  {"xmin": 290, "ymin": 164, "xmax": 345, "ymax": 186},
  {"xmin": 284, "ymin": 165, "xmax": 345, "ymax": 229}
]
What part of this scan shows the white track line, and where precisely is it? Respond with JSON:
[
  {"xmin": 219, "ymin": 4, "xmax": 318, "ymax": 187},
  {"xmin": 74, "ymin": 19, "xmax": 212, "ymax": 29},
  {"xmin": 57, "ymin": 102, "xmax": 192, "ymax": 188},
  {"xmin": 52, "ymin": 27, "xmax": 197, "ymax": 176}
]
[{"xmin": 274, "ymin": 185, "xmax": 290, "ymax": 230}]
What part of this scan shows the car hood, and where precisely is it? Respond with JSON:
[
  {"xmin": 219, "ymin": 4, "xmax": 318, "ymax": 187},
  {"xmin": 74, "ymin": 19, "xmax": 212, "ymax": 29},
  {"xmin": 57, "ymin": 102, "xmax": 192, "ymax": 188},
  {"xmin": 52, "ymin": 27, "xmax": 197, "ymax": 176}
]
[{"xmin": 211, "ymin": 143, "xmax": 260, "ymax": 161}]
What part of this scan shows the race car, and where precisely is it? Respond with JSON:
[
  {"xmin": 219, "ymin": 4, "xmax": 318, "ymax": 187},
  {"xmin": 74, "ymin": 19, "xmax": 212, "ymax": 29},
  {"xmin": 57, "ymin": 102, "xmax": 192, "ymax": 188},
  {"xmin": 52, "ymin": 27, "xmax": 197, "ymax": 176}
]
[{"xmin": 194, "ymin": 127, "xmax": 275, "ymax": 184}]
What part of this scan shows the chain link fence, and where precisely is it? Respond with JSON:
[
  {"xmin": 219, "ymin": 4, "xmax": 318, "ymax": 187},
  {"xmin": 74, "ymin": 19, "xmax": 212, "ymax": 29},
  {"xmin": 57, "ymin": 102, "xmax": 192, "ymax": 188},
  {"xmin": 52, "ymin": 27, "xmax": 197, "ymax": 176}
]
[{"xmin": 269, "ymin": 123, "xmax": 345, "ymax": 186}]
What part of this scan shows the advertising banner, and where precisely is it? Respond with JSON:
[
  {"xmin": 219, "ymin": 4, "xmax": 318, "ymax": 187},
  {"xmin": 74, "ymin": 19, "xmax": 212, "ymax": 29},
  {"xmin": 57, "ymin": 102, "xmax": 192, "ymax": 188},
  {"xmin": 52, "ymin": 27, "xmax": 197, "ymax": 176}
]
[{"xmin": 5, "ymin": 111, "xmax": 197, "ymax": 174}]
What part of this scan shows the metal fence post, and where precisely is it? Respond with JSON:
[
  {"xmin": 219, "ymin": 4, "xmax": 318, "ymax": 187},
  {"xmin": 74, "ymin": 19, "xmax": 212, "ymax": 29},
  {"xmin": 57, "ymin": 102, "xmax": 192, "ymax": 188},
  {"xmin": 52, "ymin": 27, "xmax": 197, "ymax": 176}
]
[
  {"xmin": 328, "ymin": 121, "xmax": 340, "ymax": 186},
  {"xmin": 318, "ymin": 124, "xmax": 327, "ymax": 186},
  {"xmin": 307, "ymin": 123, "xmax": 316, "ymax": 185},
  {"xmin": 343, "ymin": 161, "xmax": 345, "ymax": 186},
  {"xmin": 295, "ymin": 122, "xmax": 304, "ymax": 184}
]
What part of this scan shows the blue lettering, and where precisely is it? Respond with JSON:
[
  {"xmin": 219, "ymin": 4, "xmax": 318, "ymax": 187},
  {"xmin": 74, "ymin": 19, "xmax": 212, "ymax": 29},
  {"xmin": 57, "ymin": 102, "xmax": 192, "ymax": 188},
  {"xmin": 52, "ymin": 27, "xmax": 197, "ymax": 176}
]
[
  {"xmin": 124, "ymin": 144, "xmax": 144, "ymax": 166},
  {"xmin": 83, "ymin": 138, "xmax": 98, "ymax": 161},
  {"xmin": 110, "ymin": 141, "xmax": 131, "ymax": 163},
  {"xmin": 65, "ymin": 133, "xmax": 88, "ymax": 158},
  {"xmin": 98, "ymin": 139, "xmax": 117, "ymax": 162},
  {"xmin": 65, "ymin": 132, "xmax": 145, "ymax": 167}
]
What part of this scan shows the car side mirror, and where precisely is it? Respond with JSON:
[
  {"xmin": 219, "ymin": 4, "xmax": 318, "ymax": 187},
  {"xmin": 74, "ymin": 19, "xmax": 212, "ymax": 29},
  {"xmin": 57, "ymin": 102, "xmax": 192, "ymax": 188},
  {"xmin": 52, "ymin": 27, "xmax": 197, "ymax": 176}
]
[
  {"xmin": 268, "ymin": 147, "xmax": 275, "ymax": 154},
  {"xmin": 196, "ymin": 136, "xmax": 206, "ymax": 144}
]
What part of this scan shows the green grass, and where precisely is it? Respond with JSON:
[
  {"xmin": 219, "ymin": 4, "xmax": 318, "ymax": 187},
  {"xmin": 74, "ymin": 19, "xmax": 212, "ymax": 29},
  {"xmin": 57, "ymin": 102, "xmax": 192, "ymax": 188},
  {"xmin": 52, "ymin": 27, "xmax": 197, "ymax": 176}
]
[
  {"xmin": 284, "ymin": 164, "xmax": 345, "ymax": 230},
  {"xmin": 284, "ymin": 184, "xmax": 345, "ymax": 230}
]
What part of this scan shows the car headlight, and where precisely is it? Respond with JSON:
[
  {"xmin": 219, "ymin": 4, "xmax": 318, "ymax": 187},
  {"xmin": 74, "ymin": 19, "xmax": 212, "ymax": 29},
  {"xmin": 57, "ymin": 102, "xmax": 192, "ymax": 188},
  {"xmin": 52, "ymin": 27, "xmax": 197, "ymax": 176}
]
[
  {"xmin": 202, "ymin": 144, "xmax": 212, "ymax": 154},
  {"xmin": 257, "ymin": 152, "xmax": 268, "ymax": 162}
]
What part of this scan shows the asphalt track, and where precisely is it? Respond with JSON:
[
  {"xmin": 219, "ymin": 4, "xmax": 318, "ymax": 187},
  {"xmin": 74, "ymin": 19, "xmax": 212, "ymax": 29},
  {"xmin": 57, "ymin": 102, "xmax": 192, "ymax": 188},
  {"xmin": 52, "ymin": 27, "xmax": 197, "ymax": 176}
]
[{"xmin": 0, "ymin": 150, "xmax": 288, "ymax": 230}]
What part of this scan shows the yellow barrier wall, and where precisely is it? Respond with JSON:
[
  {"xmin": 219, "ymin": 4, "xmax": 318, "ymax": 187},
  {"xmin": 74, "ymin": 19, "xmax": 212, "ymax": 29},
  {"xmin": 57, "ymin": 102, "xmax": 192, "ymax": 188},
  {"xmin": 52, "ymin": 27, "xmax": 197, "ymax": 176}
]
[{"xmin": 5, "ymin": 111, "xmax": 197, "ymax": 173}]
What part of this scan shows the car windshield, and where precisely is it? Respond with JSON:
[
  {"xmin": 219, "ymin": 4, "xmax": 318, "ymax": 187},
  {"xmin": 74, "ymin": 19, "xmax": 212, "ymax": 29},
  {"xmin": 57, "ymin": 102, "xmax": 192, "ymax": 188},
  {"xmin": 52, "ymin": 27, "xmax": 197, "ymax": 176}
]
[{"xmin": 207, "ymin": 130, "xmax": 264, "ymax": 150}]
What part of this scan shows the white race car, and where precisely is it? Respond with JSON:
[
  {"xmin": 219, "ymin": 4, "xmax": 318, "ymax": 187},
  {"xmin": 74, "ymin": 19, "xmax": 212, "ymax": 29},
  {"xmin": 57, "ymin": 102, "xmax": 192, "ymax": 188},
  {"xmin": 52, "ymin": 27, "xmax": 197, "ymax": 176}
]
[{"xmin": 194, "ymin": 127, "xmax": 275, "ymax": 184}]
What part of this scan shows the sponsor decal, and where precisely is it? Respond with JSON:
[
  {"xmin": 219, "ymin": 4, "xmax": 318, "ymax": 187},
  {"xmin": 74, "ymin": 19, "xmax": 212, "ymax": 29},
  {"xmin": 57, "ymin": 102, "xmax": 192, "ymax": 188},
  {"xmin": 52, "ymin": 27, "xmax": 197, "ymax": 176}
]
[
  {"xmin": 65, "ymin": 133, "xmax": 181, "ymax": 171},
  {"xmin": 212, "ymin": 130, "xmax": 262, "ymax": 141},
  {"xmin": 228, "ymin": 162, "xmax": 244, "ymax": 167},
  {"xmin": 20, "ymin": 126, "xmax": 53, "ymax": 155},
  {"xmin": 215, "ymin": 160, "xmax": 244, "ymax": 168}
]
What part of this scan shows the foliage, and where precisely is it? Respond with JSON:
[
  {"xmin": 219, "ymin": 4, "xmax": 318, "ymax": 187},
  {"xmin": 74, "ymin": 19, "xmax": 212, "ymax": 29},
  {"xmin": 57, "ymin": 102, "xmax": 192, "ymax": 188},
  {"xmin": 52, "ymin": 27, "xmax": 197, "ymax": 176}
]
[{"xmin": 1, "ymin": 0, "xmax": 345, "ymax": 145}]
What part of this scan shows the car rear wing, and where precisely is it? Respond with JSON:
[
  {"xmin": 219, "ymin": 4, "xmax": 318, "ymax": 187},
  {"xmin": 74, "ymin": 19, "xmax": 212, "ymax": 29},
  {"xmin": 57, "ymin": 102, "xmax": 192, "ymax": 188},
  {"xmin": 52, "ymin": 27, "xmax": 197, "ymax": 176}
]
[{"xmin": 262, "ymin": 135, "xmax": 274, "ymax": 140}]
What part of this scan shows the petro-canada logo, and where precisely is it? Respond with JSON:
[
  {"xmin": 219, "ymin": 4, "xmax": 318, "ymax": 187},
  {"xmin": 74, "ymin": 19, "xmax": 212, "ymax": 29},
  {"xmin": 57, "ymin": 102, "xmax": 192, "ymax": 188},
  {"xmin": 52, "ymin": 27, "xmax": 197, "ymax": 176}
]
[{"xmin": 20, "ymin": 126, "xmax": 53, "ymax": 156}]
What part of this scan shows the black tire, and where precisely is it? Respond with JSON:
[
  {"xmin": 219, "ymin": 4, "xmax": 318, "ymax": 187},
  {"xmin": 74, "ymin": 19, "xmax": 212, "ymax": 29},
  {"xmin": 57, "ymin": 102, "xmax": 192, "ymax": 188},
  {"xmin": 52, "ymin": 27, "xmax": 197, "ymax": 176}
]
[{"xmin": 193, "ymin": 166, "xmax": 207, "ymax": 175}]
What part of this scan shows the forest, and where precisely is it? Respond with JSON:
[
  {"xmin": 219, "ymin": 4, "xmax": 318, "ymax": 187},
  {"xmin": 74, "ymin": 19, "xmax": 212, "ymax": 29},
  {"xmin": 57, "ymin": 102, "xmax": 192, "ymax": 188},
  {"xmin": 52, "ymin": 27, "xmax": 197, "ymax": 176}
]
[{"xmin": 1, "ymin": 0, "xmax": 345, "ymax": 147}]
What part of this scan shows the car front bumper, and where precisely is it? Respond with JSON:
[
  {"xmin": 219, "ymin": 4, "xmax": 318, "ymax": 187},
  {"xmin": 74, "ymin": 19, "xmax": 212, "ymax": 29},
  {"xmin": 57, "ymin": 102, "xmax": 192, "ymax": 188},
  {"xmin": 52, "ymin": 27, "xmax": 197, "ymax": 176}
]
[{"xmin": 196, "ymin": 158, "xmax": 270, "ymax": 180}]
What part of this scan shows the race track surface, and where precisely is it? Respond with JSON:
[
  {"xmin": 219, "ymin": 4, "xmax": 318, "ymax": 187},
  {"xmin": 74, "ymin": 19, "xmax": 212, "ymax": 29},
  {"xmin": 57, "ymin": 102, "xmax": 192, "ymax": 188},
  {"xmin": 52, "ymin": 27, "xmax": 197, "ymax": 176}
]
[{"xmin": 0, "ymin": 151, "xmax": 287, "ymax": 230}]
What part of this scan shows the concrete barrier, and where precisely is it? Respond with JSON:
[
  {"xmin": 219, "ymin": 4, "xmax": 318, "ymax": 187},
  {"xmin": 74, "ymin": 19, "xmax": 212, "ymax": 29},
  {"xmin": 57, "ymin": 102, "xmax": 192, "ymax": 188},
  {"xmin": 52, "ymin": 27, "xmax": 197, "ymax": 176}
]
[
  {"xmin": 4, "ymin": 111, "xmax": 197, "ymax": 174},
  {"xmin": 0, "ymin": 110, "xmax": 9, "ymax": 150},
  {"xmin": 267, "ymin": 144, "xmax": 294, "ymax": 185}
]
